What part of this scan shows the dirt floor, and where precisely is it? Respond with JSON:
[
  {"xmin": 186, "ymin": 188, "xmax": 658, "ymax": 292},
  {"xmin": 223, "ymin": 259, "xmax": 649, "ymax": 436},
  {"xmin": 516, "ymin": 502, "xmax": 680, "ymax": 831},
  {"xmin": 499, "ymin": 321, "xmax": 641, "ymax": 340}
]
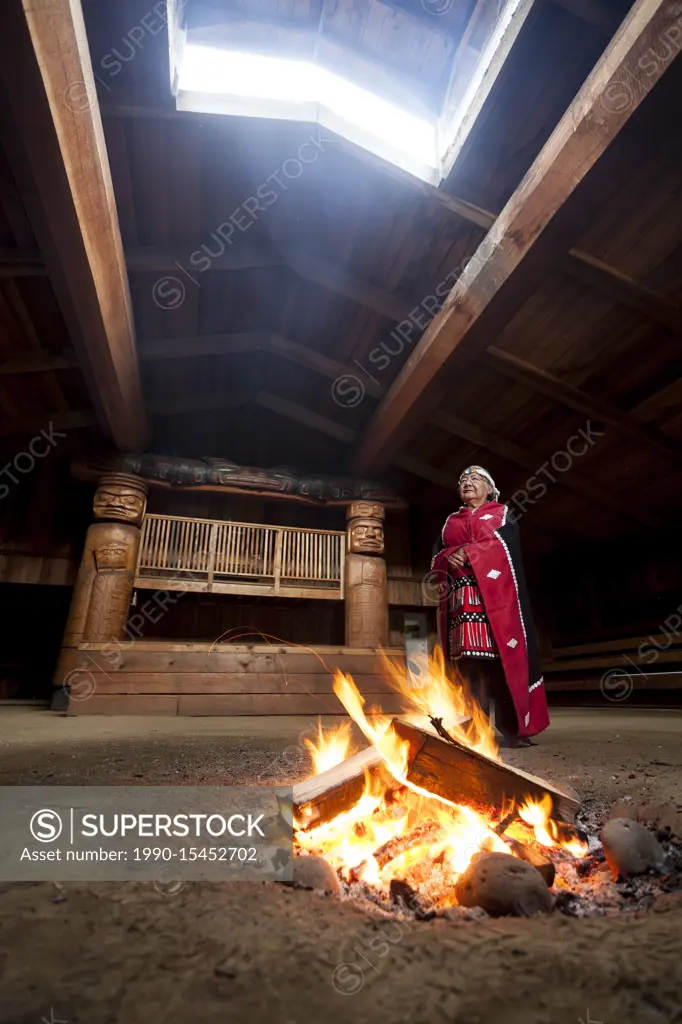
[{"xmin": 1, "ymin": 706, "xmax": 682, "ymax": 1024}]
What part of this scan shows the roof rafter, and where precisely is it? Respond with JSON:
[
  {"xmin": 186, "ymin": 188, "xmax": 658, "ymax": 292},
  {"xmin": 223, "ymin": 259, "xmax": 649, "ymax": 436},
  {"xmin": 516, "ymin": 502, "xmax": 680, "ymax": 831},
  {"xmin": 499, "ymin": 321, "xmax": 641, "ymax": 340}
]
[
  {"xmin": 352, "ymin": 0, "xmax": 682, "ymax": 473},
  {"xmin": 484, "ymin": 346, "xmax": 682, "ymax": 467},
  {"xmin": 0, "ymin": 0, "xmax": 148, "ymax": 450}
]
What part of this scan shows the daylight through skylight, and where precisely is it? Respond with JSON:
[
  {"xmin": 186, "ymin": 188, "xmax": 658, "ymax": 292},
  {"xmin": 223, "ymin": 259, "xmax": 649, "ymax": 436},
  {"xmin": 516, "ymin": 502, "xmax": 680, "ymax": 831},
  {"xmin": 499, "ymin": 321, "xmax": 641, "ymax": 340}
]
[{"xmin": 177, "ymin": 44, "xmax": 439, "ymax": 182}]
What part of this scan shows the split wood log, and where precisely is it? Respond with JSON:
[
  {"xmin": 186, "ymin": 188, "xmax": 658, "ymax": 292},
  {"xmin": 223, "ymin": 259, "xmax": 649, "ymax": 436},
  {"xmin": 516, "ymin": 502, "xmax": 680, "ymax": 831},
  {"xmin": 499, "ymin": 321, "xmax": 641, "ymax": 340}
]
[
  {"xmin": 373, "ymin": 820, "xmax": 444, "ymax": 869},
  {"xmin": 504, "ymin": 838, "xmax": 556, "ymax": 886},
  {"xmin": 392, "ymin": 718, "xmax": 580, "ymax": 823},
  {"xmin": 293, "ymin": 745, "xmax": 396, "ymax": 830}
]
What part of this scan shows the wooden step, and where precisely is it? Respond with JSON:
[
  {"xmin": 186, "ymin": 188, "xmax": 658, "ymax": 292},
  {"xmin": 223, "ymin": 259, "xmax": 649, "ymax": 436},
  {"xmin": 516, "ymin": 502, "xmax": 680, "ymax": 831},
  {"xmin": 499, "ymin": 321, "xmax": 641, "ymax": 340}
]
[{"xmin": 68, "ymin": 692, "xmax": 408, "ymax": 716}]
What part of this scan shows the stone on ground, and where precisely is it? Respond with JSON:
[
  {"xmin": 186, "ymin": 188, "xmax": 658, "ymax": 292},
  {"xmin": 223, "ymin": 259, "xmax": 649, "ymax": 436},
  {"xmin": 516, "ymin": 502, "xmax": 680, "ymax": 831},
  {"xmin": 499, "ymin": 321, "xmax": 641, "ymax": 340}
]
[
  {"xmin": 600, "ymin": 818, "xmax": 665, "ymax": 879},
  {"xmin": 454, "ymin": 852, "xmax": 552, "ymax": 917},
  {"xmin": 291, "ymin": 855, "xmax": 340, "ymax": 895}
]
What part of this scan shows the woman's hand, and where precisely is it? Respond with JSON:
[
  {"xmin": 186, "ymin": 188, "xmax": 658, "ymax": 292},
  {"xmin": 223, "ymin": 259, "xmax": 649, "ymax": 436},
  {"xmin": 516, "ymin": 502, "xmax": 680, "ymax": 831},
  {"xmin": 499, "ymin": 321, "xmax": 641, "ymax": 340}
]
[{"xmin": 448, "ymin": 547, "xmax": 469, "ymax": 570}]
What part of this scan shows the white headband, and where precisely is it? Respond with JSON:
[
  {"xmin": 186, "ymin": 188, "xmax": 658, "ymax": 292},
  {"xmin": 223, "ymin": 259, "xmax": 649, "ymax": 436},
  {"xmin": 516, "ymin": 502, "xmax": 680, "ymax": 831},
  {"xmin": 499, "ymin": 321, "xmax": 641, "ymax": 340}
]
[{"xmin": 459, "ymin": 465, "xmax": 500, "ymax": 501}]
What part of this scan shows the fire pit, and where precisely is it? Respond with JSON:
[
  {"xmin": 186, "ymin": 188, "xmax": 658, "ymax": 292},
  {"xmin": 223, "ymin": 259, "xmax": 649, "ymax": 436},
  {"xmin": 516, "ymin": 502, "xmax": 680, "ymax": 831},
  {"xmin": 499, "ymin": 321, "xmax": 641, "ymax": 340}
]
[{"xmin": 288, "ymin": 650, "xmax": 682, "ymax": 919}]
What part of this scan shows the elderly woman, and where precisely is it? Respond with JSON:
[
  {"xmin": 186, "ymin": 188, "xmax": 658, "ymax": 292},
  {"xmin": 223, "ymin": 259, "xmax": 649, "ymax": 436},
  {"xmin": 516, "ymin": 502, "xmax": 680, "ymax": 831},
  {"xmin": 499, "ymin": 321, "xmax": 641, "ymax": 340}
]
[{"xmin": 431, "ymin": 466, "xmax": 549, "ymax": 744}]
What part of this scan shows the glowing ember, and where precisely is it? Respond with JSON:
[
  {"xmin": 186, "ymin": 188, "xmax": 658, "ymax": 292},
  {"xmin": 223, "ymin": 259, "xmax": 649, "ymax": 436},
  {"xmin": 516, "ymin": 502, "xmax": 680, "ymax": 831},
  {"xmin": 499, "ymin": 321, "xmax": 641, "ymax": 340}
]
[{"xmin": 294, "ymin": 646, "xmax": 587, "ymax": 909}]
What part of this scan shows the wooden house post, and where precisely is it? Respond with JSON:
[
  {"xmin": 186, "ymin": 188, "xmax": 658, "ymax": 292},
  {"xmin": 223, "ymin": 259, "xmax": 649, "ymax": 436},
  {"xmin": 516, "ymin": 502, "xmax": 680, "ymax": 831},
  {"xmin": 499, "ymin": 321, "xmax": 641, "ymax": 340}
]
[
  {"xmin": 53, "ymin": 473, "xmax": 148, "ymax": 687},
  {"xmin": 344, "ymin": 502, "xmax": 388, "ymax": 649}
]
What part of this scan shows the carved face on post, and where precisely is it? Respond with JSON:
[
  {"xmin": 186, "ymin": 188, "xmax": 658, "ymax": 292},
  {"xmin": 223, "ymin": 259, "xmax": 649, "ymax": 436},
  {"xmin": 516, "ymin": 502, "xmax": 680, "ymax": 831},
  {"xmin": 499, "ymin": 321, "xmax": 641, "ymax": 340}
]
[
  {"xmin": 349, "ymin": 518, "xmax": 385, "ymax": 555},
  {"xmin": 93, "ymin": 475, "xmax": 147, "ymax": 526},
  {"xmin": 348, "ymin": 501, "xmax": 385, "ymax": 522},
  {"xmin": 94, "ymin": 545, "xmax": 128, "ymax": 571}
]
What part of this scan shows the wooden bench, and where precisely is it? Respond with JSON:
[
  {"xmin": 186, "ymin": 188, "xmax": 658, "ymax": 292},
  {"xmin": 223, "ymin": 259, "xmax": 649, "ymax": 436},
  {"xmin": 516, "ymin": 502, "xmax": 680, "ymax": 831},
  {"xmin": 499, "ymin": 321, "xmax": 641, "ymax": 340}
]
[{"xmin": 542, "ymin": 632, "xmax": 682, "ymax": 692}]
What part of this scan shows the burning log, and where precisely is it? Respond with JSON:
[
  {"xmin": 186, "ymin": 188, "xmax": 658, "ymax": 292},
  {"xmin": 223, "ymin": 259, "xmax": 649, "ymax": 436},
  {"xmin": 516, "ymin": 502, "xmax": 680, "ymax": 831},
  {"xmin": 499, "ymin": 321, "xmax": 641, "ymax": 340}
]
[
  {"xmin": 493, "ymin": 809, "xmax": 519, "ymax": 836},
  {"xmin": 555, "ymin": 821, "xmax": 589, "ymax": 847},
  {"xmin": 293, "ymin": 745, "xmax": 396, "ymax": 830},
  {"xmin": 391, "ymin": 718, "xmax": 580, "ymax": 824},
  {"xmin": 373, "ymin": 820, "xmax": 444, "ymax": 869},
  {"xmin": 504, "ymin": 837, "xmax": 556, "ymax": 886},
  {"xmin": 294, "ymin": 717, "xmax": 579, "ymax": 833}
]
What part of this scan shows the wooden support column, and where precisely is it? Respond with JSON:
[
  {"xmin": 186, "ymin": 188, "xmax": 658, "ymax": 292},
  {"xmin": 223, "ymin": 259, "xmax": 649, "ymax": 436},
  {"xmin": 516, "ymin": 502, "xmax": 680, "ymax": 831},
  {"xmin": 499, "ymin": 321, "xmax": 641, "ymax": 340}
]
[
  {"xmin": 344, "ymin": 502, "xmax": 388, "ymax": 649},
  {"xmin": 54, "ymin": 473, "xmax": 147, "ymax": 687}
]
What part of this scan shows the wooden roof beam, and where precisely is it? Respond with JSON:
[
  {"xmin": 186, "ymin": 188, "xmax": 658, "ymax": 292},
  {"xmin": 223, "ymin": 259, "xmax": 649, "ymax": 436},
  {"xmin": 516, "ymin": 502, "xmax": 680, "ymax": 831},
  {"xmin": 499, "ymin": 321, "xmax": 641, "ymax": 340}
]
[
  {"xmin": 5, "ymin": 235, "xmax": 682, "ymax": 342},
  {"xmin": 98, "ymin": 105, "xmax": 682, "ymax": 338},
  {"xmin": 564, "ymin": 249, "xmax": 682, "ymax": 336},
  {"xmin": 484, "ymin": 346, "xmax": 682, "ymax": 466},
  {"xmin": 137, "ymin": 332, "xmax": 384, "ymax": 395},
  {"xmin": 429, "ymin": 409, "xmax": 658, "ymax": 528},
  {"xmin": 137, "ymin": 330, "xmax": 681, "ymax": 470},
  {"xmin": 352, "ymin": 0, "xmax": 682, "ymax": 474},
  {"xmin": 0, "ymin": 351, "xmax": 77, "ymax": 375},
  {"xmin": 1, "ymin": 409, "xmax": 95, "ymax": 438},
  {"xmin": 254, "ymin": 393, "xmax": 466, "ymax": 493},
  {"xmin": 0, "ymin": 0, "xmax": 148, "ymax": 450}
]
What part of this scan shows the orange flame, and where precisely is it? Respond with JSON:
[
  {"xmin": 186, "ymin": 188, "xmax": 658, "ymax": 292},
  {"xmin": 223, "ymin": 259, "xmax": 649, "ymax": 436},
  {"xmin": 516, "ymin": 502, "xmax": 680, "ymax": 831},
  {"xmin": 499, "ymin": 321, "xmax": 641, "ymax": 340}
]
[
  {"xmin": 379, "ymin": 646, "xmax": 499, "ymax": 761},
  {"xmin": 518, "ymin": 794, "xmax": 588, "ymax": 858},
  {"xmin": 303, "ymin": 720, "xmax": 353, "ymax": 775},
  {"xmin": 293, "ymin": 646, "xmax": 586, "ymax": 904}
]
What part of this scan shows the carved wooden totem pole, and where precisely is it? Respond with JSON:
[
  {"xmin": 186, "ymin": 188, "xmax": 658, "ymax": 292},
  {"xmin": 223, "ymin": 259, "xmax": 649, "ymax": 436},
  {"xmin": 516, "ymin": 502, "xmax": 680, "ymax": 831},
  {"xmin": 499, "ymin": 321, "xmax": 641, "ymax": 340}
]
[
  {"xmin": 54, "ymin": 474, "xmax": 147, "ymax": 686},
  {"xmin": 344, "ymin": 501, "xmax": 388, "ymax": 649}
]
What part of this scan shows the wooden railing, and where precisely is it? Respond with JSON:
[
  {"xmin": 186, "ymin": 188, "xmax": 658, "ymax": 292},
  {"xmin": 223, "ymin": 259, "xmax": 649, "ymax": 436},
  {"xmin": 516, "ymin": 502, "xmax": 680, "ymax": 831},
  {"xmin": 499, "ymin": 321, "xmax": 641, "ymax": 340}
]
[{"xmin": 135, "ymin": 513, "xmax": 345, "ymax": 599}]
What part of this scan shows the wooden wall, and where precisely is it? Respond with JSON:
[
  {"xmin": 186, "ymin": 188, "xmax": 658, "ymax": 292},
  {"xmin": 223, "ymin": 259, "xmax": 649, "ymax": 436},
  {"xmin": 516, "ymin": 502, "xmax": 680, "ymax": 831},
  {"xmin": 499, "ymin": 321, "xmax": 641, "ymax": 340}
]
[
  {"xmin": 128, "ymin": 591, "xmax": 346, "ymax": 647},
  {"xmin": 538, "ymin": 537, "xmax": 682, "ymax": 649},
  {"xmin": 0, "ymin": 454, "xmax": 91, "ymax": 561}
]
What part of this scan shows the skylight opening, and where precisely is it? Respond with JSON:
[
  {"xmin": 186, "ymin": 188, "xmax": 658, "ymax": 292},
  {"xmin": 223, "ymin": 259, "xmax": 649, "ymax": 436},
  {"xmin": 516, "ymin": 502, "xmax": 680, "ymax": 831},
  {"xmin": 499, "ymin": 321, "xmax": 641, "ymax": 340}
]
[{"xmin": 176, "ymin": 43, "xmax": 439, "ymax": 182}]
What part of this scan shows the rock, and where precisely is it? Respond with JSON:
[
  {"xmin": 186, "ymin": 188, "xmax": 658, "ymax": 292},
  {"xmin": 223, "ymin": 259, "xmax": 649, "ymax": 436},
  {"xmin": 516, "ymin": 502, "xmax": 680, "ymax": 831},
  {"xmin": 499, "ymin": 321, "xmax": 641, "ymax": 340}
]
[
  {"xmin": 600, "ymin": 818, "xmax": 666, "ymax": 879},
  {"xmin": 454, "ymin": 852, "xmax": 553, "ymax": 917},
  {"xmin": 636, "ymin": 802, "xmax": 682, "ymax": 837},
  {"xmin": 608, "ymin": 800, "xmax": 637, "ymax": 821},
  {"xmin": 652, "ymin": 891, "xmax": 682, "ymax": 914},
  {"xmin": 291, "ymin": 855, "xmax": 340, "ymax": 895}
]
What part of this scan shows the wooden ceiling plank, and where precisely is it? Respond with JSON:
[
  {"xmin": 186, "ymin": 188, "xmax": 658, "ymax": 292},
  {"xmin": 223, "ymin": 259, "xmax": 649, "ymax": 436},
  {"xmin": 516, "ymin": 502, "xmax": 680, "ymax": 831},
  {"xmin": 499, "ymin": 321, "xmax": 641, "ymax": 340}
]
[
  {"xmin": 282, "ymin": 247, "xmax": 412, "ymax": 322},
  {"xmin": 256, "ymin": 391, "xmax": 357, "ymax": 443},
  {"xmin": 485, "ymin": 345, "xmax": 682, "ymax": 466},
  {"xmin": 138, "ymin": 330, "xmax": 385, "ymax": 396},
  {"xmin": 138, "ymin": 330, "xmax": 681, "ymax": 487},
  {"xmin": 430, "ymin": 408, "xmax": 658, "ymax": 527},
  {"xmin": 150, "ymin": 394, "xmax": 249, "ymax": 417},
  {"xmin": 352, "ymin": 0, "xmax": 682, "ymax": 474},
  {"xmin": 2, "ymin": 409, "xmax": 95, "ymax": 438},
  {"xmin": 550, "ymin": 0, "xmax": 629, "ymax": 35},
  {"xmin": 139, "ymin": 333, "xmax": 272, "ymax": 360},
  {"xmin": 0, "ymin": 351, "xmax": 77, "ymax": 375},
  {"xmin": 269, "ymin": 333, "xmax": 384, "ymax": 397},
  {"xmin": 564, "ymin": 249, "xmax": 682, "ymax": 336},
  {"xmin": 98, "ymin": 105, "xmax": 682, "ymax": 338},
  {"xmin": 0, "ymin": 0, "xmax": 147, "ymax": 450}
]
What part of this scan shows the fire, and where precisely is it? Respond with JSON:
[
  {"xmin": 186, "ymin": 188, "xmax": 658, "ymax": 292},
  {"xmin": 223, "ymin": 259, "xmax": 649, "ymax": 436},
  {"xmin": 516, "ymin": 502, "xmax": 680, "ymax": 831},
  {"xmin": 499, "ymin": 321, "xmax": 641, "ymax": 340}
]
[
  {"xmin": 518, "ymin": 794, "xmax": 589, "ymax": 859},
  {"xmin": 294, "ymin": 646, "xmax": 587, "ymax": 907},
  {"xmin": 303, "ymin": 720, "xmax": 353, "ymax": 775},
  {"xmin": 380, "ymin": 646, "xmax": 499, "ymax": 761},
  {"xmin": 519, "ymin": 793, "xmax": 557, "ymax": 847}
]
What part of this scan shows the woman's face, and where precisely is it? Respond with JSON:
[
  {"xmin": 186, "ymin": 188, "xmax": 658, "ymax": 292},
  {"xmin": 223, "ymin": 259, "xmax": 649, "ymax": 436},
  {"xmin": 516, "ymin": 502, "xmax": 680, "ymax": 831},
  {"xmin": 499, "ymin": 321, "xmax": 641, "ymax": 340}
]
[{"xmin": 459, "ymin": 472, "xmax": 490, "ymax": 505}]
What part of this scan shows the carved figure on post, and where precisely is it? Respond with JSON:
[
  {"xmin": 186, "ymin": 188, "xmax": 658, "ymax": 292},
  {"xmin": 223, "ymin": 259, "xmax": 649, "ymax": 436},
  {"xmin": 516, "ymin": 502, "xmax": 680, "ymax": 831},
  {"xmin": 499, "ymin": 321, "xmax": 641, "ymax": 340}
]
[
  {"xmin": 345, "ymin": 502, "xmax": 388, "ymax": 649},
  {"xmin": 54, "ymin": 474, "xmax": 148, "ymax": 688}
]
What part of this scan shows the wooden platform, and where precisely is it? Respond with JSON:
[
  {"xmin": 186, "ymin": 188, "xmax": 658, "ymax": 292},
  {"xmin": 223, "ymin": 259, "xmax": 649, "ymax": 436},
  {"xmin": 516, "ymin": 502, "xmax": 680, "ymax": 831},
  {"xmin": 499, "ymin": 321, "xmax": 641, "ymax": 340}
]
[{"xmin": 67, "ymin": 642, "xmax": 408, "ymax": 715}]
